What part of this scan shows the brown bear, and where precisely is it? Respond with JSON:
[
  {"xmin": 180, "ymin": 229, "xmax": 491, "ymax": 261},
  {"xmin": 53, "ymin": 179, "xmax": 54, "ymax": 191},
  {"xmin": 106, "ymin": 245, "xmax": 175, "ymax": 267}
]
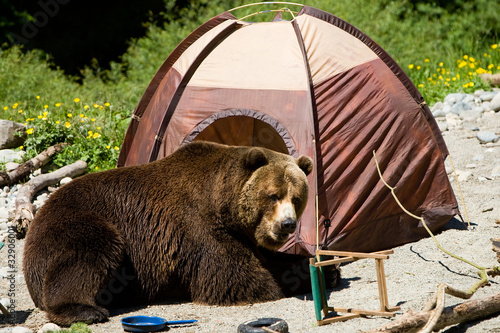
[{"xmin": 23, "ymin": 141, "xmax": 339, "ymax": 326}]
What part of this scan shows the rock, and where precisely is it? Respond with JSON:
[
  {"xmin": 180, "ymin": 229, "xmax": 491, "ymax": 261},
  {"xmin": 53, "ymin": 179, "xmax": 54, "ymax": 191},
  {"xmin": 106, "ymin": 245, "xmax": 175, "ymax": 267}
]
[
  {"xmin": 442, "ymin": 104, "xmax": 452, "ymax": 114},
  {"xmin": 437, "ymin": 121, "xmax": 448, "ymax": 132},
  {"xmin": 451, "ymin": 101, "xmax": 472, "ymax": 115},
  {"xmin": 0, "ymin": 120, "xmax": 26, "ymax": 149},
  {"xmin": 477, "ymin": 131, "xmax": 499, "ymax": 144},
  {"xmin": 432, "ymin": 109, "xmax": 446, "ymax": 118},
  {"xmin": 489, "ymin": 92, "xmax": 500, "ymax": 112},
  {"xmin": 59, "ymin": 177, "xmax": 73, "ymax": 185},
  {"xmin": 5, "ymin": 162, "xmax": 20, "ymax": 172},
  {"xmin": 482, "ymin": 207, "xmax": 494, "ymax": 213},
  {"xmin": 474, "ymin": 89, "xmax": 485, "ymax": 97},
  {"xmin": 480, "ymin": 91, "xmax": 497, "ymax": 102},
  {"xmin": 37, "ymin": 323, "xmax": 61, "ymax": 333},
  {"xmin": 0, "ymin": 207, "xmax": 11, "ymax": 220},
  {"xmin": 460, "ymin": 109, "xmax": 482, "ymax": 121},
  {"xmin": 455, "ymin": 170, "xmax": 473, "ymax": 182},
  {"xmin": 431, "ymin": 101, "xmax": 444, "ymax": 111},
  {"xmin": 0, "ymin": 149, "xmax": 22, "ymax": 163},
  {"xmin": 444, "ymin": 93, "xmax": 465, "ymax": 105},
  {"xmin": 12, "ymin": 327, "xmax": 34, "ymax": 333},
  {"xmin": 462, "ymin": 94, "xmax": 474, "ymax": 104}
]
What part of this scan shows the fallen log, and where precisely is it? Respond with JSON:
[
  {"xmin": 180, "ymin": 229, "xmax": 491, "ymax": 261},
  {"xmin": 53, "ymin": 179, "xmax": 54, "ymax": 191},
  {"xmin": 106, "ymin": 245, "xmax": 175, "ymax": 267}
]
[
  {"xmin": 0, "ymin": 143, "xmax": 67, "ymax": 187},
  {"xmin": 365, "ymin": 291, "xmax": 500, "ymax": 333},
  {"xmin": 479, "ymin": 73, "xmax": 500, "ymax": 86},
  {"xmin": 14, "ymin": 160, "xmax": 87, "ymax": 237}
]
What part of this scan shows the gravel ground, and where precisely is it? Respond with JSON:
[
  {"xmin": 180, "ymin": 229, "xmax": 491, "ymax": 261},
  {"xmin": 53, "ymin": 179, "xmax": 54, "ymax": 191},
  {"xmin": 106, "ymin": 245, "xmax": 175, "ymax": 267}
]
[{"xmin": 1, "ymin": 110, "xmax": 499, "ymax": 333}]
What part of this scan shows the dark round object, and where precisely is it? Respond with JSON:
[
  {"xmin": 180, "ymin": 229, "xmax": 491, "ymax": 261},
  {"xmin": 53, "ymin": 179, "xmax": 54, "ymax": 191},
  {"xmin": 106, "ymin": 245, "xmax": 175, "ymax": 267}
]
[{"xmin": 237, "ymin": 317, "xmax": 289, "ymax": 333}]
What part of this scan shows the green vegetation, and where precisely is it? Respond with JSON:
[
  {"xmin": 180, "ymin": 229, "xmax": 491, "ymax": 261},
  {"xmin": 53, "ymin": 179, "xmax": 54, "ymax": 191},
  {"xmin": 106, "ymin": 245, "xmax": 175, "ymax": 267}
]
[{"xmin": 1, "ymin": 0, "xmax": 499, "ymax": 172}]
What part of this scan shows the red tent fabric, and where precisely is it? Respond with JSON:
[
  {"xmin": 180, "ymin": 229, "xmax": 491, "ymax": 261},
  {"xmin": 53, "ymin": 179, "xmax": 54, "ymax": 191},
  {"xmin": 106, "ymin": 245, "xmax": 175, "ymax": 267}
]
[{"xmin": 118, "ymin": 5, "xmax": 459, "ymax": 255}]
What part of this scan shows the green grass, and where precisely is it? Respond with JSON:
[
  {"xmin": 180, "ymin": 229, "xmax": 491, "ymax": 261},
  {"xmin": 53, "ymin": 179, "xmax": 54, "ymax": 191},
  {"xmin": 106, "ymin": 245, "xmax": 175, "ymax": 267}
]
[{"xmin": 1, "ymin": 0, "xmax": 499, "ymax": 171}]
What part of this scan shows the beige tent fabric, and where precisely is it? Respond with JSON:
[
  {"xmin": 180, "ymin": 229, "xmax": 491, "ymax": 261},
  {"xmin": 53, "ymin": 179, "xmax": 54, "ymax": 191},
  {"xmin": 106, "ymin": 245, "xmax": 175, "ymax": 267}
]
[
  {"xmin": 295, "ymin": 14, "xmax": 378, "ymax": 85},
  {"xmin": 187, "ymin": 21, "xmax": 310, "ymax": 91}
]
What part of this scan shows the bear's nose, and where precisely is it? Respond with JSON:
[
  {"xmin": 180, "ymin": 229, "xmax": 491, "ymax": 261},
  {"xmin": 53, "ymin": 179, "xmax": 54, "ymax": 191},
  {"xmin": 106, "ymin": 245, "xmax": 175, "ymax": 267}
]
[{"xmin": 281, "ymin": 218, "xmax": 297, "ymax": 233}]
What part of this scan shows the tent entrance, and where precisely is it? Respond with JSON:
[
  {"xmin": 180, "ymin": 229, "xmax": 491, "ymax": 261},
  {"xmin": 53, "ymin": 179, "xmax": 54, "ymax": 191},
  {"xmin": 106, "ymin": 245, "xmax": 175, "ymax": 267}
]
[{"xmin": 183, "ymin": 109, "xmax": 297, "ymax": 156}]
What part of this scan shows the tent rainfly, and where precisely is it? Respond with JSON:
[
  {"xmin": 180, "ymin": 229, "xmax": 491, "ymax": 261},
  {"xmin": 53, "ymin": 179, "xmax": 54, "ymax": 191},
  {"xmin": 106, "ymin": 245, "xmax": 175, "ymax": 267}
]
[{"xmin": 117, "ymin": 4, "xmax": 460, "ymax": 256}]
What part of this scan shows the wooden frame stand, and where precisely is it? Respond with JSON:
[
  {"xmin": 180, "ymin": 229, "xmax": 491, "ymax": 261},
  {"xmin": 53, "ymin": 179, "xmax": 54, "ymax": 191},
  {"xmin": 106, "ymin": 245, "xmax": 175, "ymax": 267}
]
[{"xmin": 309, "ymin": 249, "xmax": 400, "ymax": 326}]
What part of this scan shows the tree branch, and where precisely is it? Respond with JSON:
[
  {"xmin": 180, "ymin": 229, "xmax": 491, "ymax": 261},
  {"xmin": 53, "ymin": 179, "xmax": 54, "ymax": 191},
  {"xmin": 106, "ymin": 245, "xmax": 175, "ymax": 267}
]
[{"xmin": 14, "ymin": 160, "xmax": 87, "ymax": 238}]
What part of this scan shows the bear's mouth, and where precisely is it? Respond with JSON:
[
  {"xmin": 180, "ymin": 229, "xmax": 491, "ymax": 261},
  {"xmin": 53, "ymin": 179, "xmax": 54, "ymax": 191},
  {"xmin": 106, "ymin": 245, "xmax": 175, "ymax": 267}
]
[{"xmin": 272, "ymin": 231, "xmax": 290, "ymax": 242}]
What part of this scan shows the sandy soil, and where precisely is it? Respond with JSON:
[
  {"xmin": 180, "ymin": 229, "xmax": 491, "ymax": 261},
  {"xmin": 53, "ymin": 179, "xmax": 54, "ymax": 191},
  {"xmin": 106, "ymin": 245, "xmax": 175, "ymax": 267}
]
[{"xmin": 1, "ymin": 111, "xmax": 499, "ymax": 333}]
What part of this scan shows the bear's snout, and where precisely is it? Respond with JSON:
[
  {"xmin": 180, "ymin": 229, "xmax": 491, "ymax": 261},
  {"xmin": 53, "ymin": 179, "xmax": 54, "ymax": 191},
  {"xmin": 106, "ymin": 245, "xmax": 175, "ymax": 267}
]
[{"xmin": 281, "ymin": 218, "xmax": 296, "ymax": 233}]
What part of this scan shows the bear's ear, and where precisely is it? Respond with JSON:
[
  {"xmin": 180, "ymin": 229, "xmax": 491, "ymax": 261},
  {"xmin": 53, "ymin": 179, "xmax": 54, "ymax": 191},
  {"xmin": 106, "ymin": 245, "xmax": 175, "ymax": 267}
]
[
  {"xmin": 297, "ymin": 155, "xmax": 313, "ymax": 176},
  {"xmin": 245, "ymin": 148, "xmax": 268, "ymax": 171}
]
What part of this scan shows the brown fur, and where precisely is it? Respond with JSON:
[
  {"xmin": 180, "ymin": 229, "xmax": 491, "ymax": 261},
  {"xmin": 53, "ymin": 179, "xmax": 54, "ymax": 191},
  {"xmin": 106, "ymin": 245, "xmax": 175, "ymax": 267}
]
[{"xmin": 23, "ymin": 141, "xmax": 338, "ymax": 326}]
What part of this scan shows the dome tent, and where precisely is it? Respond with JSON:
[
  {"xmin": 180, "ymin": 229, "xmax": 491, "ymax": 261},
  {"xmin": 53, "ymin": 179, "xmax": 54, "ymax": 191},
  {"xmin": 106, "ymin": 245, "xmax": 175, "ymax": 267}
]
[{"xmin": 117, "ymin": 3, "xmax": 459, "ymax": 256}]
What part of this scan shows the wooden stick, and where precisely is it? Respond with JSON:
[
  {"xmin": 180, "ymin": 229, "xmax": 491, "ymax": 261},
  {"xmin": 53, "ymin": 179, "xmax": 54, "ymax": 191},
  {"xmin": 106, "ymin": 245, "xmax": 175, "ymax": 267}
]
[
  {"xmin": 364, "ymin": 291, "xmax": 500, "ymax": 333},
  {"xmin": 0, "ymin": 143, "xmax": 67, "ymax": 187},
  {"xmin": 14, "ymin": 160, "xmax": 87, "ymax": 237}
]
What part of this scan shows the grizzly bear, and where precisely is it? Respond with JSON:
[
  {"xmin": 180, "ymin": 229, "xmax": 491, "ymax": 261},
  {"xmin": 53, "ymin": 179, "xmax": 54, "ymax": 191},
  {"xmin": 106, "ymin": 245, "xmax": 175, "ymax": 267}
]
[{"xmin": 23, "ymin": 141, "xmax": 339, "ymax": 325}]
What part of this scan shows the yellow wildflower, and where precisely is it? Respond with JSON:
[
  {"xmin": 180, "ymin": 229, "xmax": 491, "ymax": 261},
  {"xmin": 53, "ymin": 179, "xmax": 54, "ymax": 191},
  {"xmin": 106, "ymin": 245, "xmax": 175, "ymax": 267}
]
[
  {"xmin": 114, "ymin": 146, "xmax": 119, "ymax": 150},
  {"xmin": 19, "ymin": 146, "xmax": 24, "ymax": 150},
  {"xmin": 439, "ymin": 62, "xmax": 443, "ymax": 67},
  {"xmin": 418, "ymin": 83, "xmax": 424, "ymax": 88},
  {"xmin": 55, "ymin": 103, "xmax": 62, "ymax": 107},
  {"xmin": 104, "ymin": 102, "xmax": 110, "ymax": 107},
  {"xmin": 408, "ymin": 64, "xmax": 414, "ymax": 69},
  {"xmin": 488, "ymin": 64, "xmax": 494, "ymax": 69},
  {"xmin": 91, "ymin": 118, "xmax": 95, "ymax": 122},
  {"xmin": 93, "ymin": 104, "xmax": 98, "ymax": 108},
  {"xmin": 43, "ymin": 111, "xmax": 48, "ymax": 116},
  {"xmin": 74, "ymin": 98, "xmax": 80, "ymax": 103},
  {"xmin": 67, "ymin": 113, "xmax": 73, "ymax": 118},
  {"xmin": 38, "ymin": 115, "xmax": 42, "ymax": 119},
  {"xmin": 56, "ymin": 121, "xmax": 60, "ymax": 124},
  {"xmin": 424, "ymin": 58, "xmax": 430, "ymax": 62},
  {"xmin": 12, "ymin": 103, "xmax": 18, "ymax": 109},
  {"xmin": 492, "ymin": 44, "xmax": 498, "ymax": 49},
  {"xmin": 26, "ymin": 128, "xmax": 34, "ymax": 134},
  {"xmin": 18, "ymin": 109, "xmax": 23, "ymax": 114},
  {"xmin": 3, "ymin": 106, "xmax": 7, "ymax": 110},
  {"xmin": 44, "ymin": 105, "xmax": 48, "ymax": 109},
  {"xmin": 97, "ymin": 126, "xmax": 101, "ymax": 130},
  {"xmin": 417, "ymin": 66, "xmax": 421, "ymax": 70},
  {"xmin": 106, "ymin": 145, "xmax": 111, "ymax": 149},
  {"xmin": 88, "ymin": 131, "xmax": 93, "ymax": 136},
  {"xmin": 84, "ymin": 105, "xmax": 89, "ymax": 110},
  {"xmin": 95, "ymin": 166, "xmax": 99, "ymax": 170},
  {"xmin": 65, "ymin": 122, "xmax": 71, "ymax": 128},
  {"xmin": 36, "ymin": 96, "xmax": 40, "ymax": 100},
  {"xmin": 93, "ymin": 132, "xmax": 101, "ymax": 139},
  {"xmin": 458, "ymin": 60, "xmax": 467, "ymax": 68},
  {"xmin": 80, "ymin": 114, "xmax": 84, "ymax": 118}
]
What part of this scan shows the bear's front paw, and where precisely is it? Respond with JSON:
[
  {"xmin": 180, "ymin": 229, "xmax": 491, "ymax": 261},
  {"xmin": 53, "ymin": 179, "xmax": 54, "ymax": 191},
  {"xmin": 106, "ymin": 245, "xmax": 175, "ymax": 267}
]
[{"xmin": 47, "ymin": 304, "xmax": 109, "ymax": 326}]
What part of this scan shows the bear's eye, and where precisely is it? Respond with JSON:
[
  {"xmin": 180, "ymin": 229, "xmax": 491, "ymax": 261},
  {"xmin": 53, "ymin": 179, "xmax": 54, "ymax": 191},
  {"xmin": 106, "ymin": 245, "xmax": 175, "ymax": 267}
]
[
  {"xmin": 292, "ymin": 197, "xmax": 302, "ymax": 206},
  {"xmin": 269, "ymin": 194, "xmax": 280, "ymax": 203}
]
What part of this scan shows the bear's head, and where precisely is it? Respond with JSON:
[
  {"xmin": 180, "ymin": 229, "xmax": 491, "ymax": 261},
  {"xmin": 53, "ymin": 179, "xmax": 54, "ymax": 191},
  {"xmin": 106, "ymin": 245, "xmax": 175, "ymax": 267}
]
[{"xmin": 238, "ymin": 147, "xmax": 313, "ymax": 251}]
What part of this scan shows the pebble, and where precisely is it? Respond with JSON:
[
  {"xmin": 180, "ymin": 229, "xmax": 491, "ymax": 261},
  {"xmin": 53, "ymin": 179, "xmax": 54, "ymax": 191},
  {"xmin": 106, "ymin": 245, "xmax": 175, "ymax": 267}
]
[
  {"xmin": 476, "ymin": 131, "xmax": 499, "ymax": 144},
  {"xmin": 490, "ymin": 92, "xmax": 500, "ymax": 111},
  {"xmin": 4, "ymin": 162, "xmax": 20, "ymax": 172},
  {"xmin": 12, "ymin": 327, "xmax": 33, "ymax": 333},
  {"xmin": 0, "ymin": 150, "xmax": 23, "ymax": 164},
  {"xmin": 59, "ymin": 177, "xmax": 73, "ymax": 185},
  {"xmin": 37, "ymin": 323, "xmax": 61, "ymax": 333}
]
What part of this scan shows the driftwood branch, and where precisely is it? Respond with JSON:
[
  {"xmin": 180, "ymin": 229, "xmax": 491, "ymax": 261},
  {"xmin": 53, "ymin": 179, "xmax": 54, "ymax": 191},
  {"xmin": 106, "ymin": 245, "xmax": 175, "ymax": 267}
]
[
  {"xmin": 0, "ymin": 143, "xmax": 67, "ymax": 187},
  {"xmin": 14, "ymin": 160, "xmax": 87, "ymax": 237},
  {"xmin": 479, "ymin": 73, "xmax": 500, "ymax": 86},
  {"xmin": 365, "ymin": 291, "xmax": 500, "ymax": 333},
  {"xmin": 369, "ymin": 151, "xmax": 500, "ymax": 332}
]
